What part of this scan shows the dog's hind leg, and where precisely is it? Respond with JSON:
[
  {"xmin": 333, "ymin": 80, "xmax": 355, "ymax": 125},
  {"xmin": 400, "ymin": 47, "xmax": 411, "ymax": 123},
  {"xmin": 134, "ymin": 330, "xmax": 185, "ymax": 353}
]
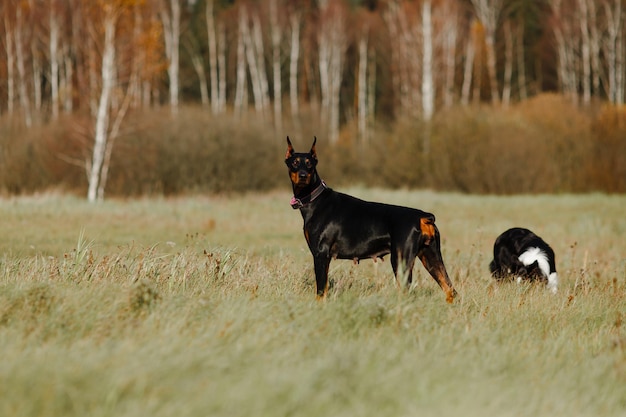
[{"xmin": 313, "ymin": 256, "xmax": 331, "ymax": 299}]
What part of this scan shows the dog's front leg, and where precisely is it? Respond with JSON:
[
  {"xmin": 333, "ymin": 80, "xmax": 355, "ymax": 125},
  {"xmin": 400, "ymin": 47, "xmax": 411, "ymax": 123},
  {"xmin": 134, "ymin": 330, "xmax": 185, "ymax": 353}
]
[{"xmin": 313, "ymin": 255, "xmax": 331, "ymax": 299}]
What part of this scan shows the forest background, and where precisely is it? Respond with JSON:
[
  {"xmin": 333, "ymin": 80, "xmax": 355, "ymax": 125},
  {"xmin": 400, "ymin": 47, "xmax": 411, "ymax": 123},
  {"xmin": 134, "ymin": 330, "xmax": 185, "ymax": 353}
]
[{"xmin": 0, "ymin": 0, "xmax": 625, "ymax": 200}]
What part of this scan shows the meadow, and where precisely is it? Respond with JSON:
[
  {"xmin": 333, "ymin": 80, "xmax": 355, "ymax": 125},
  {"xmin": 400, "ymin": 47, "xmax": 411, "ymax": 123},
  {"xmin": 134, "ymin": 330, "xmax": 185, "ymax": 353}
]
[{"xmin": 0, "ymin": 189, "xmax": 625, "ymax": 417}]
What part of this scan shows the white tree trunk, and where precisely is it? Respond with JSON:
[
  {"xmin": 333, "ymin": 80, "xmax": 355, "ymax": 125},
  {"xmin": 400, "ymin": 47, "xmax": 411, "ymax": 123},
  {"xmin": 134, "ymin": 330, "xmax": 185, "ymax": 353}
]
[
  {"xmin": 15, "ymin": 7, "xmax": 32, "ymax": 127},
  {"xmin": 270, "ymin": 0, "xmax": 282, "ymax": 131},
  {"xmin": 603, "ymin": 0, "xmax": 623, "ymax": 104},
  {"xmin": 319, "ymin": 6, "xmax": 345, "ymax": 144},
  {"xmin": 160, "ymin": 0, "xmax": 180, "ymax": 112},
  {"xmin": 367, "ymin": 46, "xmax": 376, "ymax": 129},
  {"xmin": 206, "ymin": 0, "xmax": 220, "ymax": 114},
  {"xmin": 62, "ymin": 53, "xmax": 73, "ymax": 112},
  {"xmin": 88, "ymin": 34, "xmax": 98, "ymax": 116},
  {"xmin": 32, "ymin": 46, "xmax": 42, "ymax": 115},
  {"xmin": 87, "ymin": 16, "xmax": 116, "ymax": 203},
  {"xmin": 50, "ymin": 3, "xmax": 60, "ymax": 119},
  {"xmin": 319, "ymin": 28, "xmax": 330, "ymax": 117},
  {"xmin": 234, "ymin": 11, "xmax": 247, "ymax": 117},
  {"xmin": 217, "ymin": 22, "xmax": 227, "ymax": 112},
  {"xmin": 586, "ymin": 0, "xmax": 601, "ymax": 96},
  {"xmin": 577, "ymin": 0, "xmax": 591, "ymax": 104},
  {"xmin": 240, "ymin": 7, "xmax": 265, "ymax": 114},
  {"xmin": 502, "ymin": 20, "xmax": 513, "ymax": 106},
  {"xmin": 357, "ymin": 28, "xmax": 368, "ymax": 141},
  {"xmin": 3, "ymin": 16, "xmax": 15, "ymax": 116},
  {"xmin": 252, "ymin": 13, "xmax": 270, "ymax": 111},
  {"xmin": 422, "ymin": 0, "xmax": 434, "ymax": 121},
  {"xmin": 617, "ymin": 31, "xmax": 625, "ymax": 104},
  {"xmin": 289, "ymin": 11, "xmax": 300, "ymax": 119},
  {"xmin": 97, "ymin": 78, "xmax": 135, "ymax": 201},
  {"xmin": 190, "ymin": 53, "xmax": 209, "ymax": 106},
  {"xmin": 461, "ymin": 28, "xmax": 475, "ymax": 106}
]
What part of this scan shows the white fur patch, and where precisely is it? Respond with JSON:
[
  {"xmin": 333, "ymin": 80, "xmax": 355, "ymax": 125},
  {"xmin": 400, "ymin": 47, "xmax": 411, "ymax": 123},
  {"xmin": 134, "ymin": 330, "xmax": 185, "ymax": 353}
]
[
  {"xmin": 518, "ymin": 247, "xmax": 551, "ymax": 280},
  {"xmin": 547, "ymin": 272, "xmax": 558, "ymax": 294}
]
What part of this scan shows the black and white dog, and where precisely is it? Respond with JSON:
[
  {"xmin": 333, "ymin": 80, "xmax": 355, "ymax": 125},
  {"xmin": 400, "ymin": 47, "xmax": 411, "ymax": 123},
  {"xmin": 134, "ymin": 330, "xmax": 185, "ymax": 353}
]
[{"xmin": 489, "ymin": 227, "xmax": 558, "ymax": 293}]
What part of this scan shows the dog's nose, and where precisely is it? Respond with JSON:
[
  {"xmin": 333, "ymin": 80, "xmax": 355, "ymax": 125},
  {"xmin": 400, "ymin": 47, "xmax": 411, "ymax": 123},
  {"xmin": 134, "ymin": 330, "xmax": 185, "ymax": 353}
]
[{"xmin": 298, "ymin": 171, "xmax": 308, "ymax": 180}]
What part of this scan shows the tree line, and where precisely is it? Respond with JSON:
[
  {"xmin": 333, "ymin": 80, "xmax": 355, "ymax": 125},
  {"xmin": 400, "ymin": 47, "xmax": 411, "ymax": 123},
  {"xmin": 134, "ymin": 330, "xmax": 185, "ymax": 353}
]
[{"xmin": 0, "ymin": 0, "xmax": 625, "ymax": 200}]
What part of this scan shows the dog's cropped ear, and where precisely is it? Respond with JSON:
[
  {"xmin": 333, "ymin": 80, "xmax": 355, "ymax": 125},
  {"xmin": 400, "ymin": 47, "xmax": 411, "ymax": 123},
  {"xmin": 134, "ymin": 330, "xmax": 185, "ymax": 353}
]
[
  {"xmin": 310, "ymin": 136, "xmax": 317, "ymax": 160},
  {"xmin": 286, "ymin": 136, "xmax": 294, "ymax": 159}
]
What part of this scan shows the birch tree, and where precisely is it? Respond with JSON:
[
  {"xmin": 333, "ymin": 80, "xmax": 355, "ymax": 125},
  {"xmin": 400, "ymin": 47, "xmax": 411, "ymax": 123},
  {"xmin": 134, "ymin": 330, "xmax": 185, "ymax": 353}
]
[
  {"xmin": 461, "ymin": 19, "xmax": 477, "ymax": 105},
  {"xmin": 384, "ymin": 1, "xmax": 429, "ymax": 117},
  {"xmin": 49, "ymin": 0, "xmax": 62, "ymax": 119},
  {"xmin": 206, "ymin": 0, "xmax": 219, "ymax": 114},
  {"xmin": 603, "ymin": 0, "xmax": 624, "ymax": 104},
  {"xmin": 577, "ymin": 0, "xmax": 592, "ymax": 104},
  {"xmin": 270, "ymin": 0, "xmax": 282, "ymax": 131},
  {"xmin": 288, "ymin": 10, "xmax": 301, "ymax": 120},
  {"xmin": 549, "ymin": 0, "xmax": 580, "ymax": 103},
  {"xmin": 354, "ymin": 4, "xmax": 378, "ymax": 142},
  {"xmin": 86, "ymin": 0, "xmax": 154, "ymax": 202},
  {"xmin": 239, "ymin": 4, "xmax": 269, "ymax": 115},
  {"xmin": 234, "ymin": 8, "xmax": 247, "ymax": 117},
  {"xmin": 217, "ymin": 20, "xmax": 226, "ymax": 112},
  {"xmin": 158, "ymin": 0, "xmax": 181, "ymax": 113},
  {"xmin": 471, "ymin": 0, "xmax": 503, "ymax": 105},
  {"xmin": 357, "ymin": 25, "xmax": 369, "ymax": 141},
  {"xmin": 15, "ymin": 3, "xmax": 33, "ymax": 126},
  {"xmin": 2, "ymin": 6, "xmax": 16, "ymax": 116},
  {"xmin": 422, "ymin": 0, "xmax": 434, "ymax": 121},
  {"xmin": 87, "ymin": 6, "xmax": 117, "ymax": 202},
  {"xmin": 318, "ymin": 1, "xmax": 346, "ymax": 144},
  {"xmin": 502, "ymin": 20, "xmax": 513, "ymax": 106},
  {"xmin": 441, "ymin": 0, "xmax": 458, "ymax": 108}
]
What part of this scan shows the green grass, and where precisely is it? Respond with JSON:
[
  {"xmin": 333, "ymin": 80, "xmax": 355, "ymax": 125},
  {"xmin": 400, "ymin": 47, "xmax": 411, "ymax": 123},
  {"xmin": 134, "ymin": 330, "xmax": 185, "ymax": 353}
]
[{"xmin": 1, "ymin": 190, "xmax": 625, "ymax": 416}]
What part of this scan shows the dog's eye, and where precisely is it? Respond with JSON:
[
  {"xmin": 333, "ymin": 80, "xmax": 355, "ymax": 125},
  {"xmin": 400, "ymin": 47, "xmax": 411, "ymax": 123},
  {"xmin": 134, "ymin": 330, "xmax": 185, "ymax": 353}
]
[
  {"xmin": 305, "ymin": 159, "xmax": 312, "ymax": 168},
  {"xmin": 291, "ymin": 160, "xmax": 299, "ymax": 169}
]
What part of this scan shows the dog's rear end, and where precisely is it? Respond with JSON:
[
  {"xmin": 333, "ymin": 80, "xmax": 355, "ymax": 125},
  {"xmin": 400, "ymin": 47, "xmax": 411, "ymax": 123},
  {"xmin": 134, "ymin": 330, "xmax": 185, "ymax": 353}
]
[{"xmin": 489, "ymin": 227, "xmax": 558, "ymax": 293}]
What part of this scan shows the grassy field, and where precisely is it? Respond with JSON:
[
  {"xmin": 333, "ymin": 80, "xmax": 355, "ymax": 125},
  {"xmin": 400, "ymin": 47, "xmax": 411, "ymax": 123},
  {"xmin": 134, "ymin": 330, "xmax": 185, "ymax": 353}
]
[{"xmin": 0, "ymin": 189, "xmax": 625, "ymax": 417}]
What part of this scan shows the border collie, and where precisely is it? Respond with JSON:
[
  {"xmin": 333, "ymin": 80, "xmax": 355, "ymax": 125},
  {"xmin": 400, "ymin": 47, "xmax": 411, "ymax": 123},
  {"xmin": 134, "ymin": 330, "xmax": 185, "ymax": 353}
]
[{"xmin": 489, "ymin": 227, "xmax": 558, "ymax": 293}]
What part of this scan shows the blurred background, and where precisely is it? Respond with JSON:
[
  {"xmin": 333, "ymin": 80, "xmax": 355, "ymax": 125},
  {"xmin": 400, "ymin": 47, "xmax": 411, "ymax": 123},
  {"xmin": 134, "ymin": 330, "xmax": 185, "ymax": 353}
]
[{"xmin": 0, "ymin": 0, "xmax": 624, "ymax": 198}]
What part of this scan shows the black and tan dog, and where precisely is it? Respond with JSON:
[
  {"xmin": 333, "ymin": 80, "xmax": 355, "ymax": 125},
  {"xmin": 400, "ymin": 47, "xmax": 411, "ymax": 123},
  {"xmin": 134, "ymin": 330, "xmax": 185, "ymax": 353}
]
[{"xmin": 285, "ymin": 137, "xmax": 457, "ymax": 303}]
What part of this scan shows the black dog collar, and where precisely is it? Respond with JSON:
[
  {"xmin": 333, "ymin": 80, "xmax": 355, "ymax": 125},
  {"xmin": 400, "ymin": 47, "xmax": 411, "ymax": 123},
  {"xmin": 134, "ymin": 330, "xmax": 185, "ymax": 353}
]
[{"xmin": 290, "ymin": 181, "xmax": 327, "ymax": 209}]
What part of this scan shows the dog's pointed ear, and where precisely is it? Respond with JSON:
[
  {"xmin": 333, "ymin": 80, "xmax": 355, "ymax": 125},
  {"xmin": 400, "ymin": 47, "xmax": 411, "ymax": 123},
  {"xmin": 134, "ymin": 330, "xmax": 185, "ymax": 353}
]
[
  {"xmin": 310, "ymin": 136, "xmax": 317, "ymax": 160},
  {"xmin": 286, "ymin": 136, "xmax": 294, "ymax": 159}
]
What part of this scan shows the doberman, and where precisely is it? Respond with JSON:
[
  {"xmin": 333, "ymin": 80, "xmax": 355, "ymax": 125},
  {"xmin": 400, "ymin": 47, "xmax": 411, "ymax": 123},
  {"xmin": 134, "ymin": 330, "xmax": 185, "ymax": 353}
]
[{"xmin": 285, "ymin": 137, "xmax": 457, "ymax": 303}]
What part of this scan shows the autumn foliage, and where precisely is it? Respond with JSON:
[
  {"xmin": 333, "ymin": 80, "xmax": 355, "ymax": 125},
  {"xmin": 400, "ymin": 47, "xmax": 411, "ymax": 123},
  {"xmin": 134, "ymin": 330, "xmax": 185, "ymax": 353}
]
[
  {"xmin": 1, "ymin": 95, "xmax": 625, "ymax": 195},
  {"xmin": 0, "ymin": 0, "xmax": 625, "ymax": 196}
]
